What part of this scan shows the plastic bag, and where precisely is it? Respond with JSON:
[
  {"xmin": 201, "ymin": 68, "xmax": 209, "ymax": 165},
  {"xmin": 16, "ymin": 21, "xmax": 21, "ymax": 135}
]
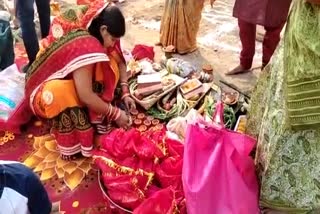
[
  {"xmin": 166, "ymin": 109, "xmax": 203, "ymax": 140},
  {"xmin": 0, "ymin": 64, "xmax": 31, "ymax": 133},
  {"xmin": 0, "ymin": 64, "xmax": 25, "ymax": 121},
  {"xmin": 182, "ymin": 101, "xmax": 260, "ymax": 214},
  {"xmin": 166, "ymin": 58, "xmax": 195, "ymax": 78},
  {"xmin": 139, "ymin": 59, "xmax": 155, "ymax": 74}
]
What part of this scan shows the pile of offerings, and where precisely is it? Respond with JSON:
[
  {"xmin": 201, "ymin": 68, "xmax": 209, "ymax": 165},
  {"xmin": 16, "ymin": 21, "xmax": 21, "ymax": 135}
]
[
  {"xmin": 125, "ymin": 51, "xmax": 250, "ymax": 133},
  {"xmin": 94, "ymin": 46, "xmax": 251, "ymax": 213}
]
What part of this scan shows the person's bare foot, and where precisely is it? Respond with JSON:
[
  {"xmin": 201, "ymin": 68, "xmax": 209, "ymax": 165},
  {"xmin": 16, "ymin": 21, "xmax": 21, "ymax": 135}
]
[{"xmin": 226, "ymin": 65, "xmax": 251, "ymax": 75}]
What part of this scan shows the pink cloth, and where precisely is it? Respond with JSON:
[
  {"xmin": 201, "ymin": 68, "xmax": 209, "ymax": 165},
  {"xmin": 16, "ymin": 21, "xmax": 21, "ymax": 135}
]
[{"xmin": 233, "ymin": 0, "xmax": 291, "ymax": 27}]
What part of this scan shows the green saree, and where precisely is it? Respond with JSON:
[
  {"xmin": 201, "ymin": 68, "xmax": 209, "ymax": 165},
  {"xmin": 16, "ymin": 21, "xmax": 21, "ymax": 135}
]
[{"xmin": 247, "ymin": 0, "xmax": 320, "ymax": 212}]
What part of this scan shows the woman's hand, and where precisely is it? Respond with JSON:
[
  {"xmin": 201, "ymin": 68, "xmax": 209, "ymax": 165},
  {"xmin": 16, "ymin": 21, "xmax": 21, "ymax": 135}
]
[
  {"xmin": 115, "ymin": 110, "xmax": 131, "ymax": 129},
  {"xmin": 306, "ymin": 0, "xmax": 320, "ymax": 5},
  {"xmin": 123, "ymin": 96, "xmax": 136, "ymax": 111}
]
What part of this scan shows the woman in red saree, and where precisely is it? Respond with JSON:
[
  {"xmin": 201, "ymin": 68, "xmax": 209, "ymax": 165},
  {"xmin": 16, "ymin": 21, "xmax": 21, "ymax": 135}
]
[{"xmin": 25, "ymin": 0, "xmax": 136, "ymax": 160}]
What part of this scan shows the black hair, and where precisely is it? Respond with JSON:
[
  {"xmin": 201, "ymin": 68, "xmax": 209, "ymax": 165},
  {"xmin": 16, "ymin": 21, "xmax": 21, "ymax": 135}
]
[{"xmin": 88, "ymin": 6, "xmax": 125, "ymax": 44}]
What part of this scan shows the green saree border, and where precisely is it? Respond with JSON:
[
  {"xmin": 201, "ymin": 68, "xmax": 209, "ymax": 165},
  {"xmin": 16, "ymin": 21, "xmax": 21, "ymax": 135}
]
[{"xmin": 260, "ymin": 200, "xmax": 311, "ymax": 214}]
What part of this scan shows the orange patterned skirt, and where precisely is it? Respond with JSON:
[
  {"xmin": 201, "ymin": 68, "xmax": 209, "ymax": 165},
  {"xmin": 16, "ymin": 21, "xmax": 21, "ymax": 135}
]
[{"xmin": 33, "ymin": 79, "xmax": 94, "ymax": 157}]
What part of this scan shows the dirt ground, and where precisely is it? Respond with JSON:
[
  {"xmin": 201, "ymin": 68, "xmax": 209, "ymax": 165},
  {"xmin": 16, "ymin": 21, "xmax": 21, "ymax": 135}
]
[
  {"xmin": 1, "ymin": 0, "xmax": 266, "ymax": 95},
  {"xmin": 119, "ymin": 0, "xmax": 265, "ymax": 95}
]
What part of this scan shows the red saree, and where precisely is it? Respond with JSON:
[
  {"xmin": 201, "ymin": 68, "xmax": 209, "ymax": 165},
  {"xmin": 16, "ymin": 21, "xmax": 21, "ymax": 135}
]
[{"xmin": 25, "ymin": 1, "xmax": 125, "ymax": 157}]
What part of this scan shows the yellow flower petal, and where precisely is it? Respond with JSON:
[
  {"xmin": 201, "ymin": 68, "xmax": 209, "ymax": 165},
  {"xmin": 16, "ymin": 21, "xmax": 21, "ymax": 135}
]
[
  {"xmin": 45, "ymin": 161, "xmax": 56, "ymax": 169},
  {"xmin": 24, "ymin": 155, "xmax": 43, "ymax": 168},
  {"xmin": 34, "ymin": 162, "xmax": 47, "ymax": 172},
  {"xmin": 34, "ymin": 146, "xmax": 50, "ymax": 159},
  {"xmin": 73, "ymin": 157, "xmax": 86, "ymax": 166},
  {"xmin": 84, "ymin": 158, "xmax": 93, "ymax": 164},
  {"xmin": 78, "ymin": 162, "xmax": 91, "ymax": 174},
  {"xmin": 34, "ymin": 135, "xmax": 55, "ymax": 150},
  {"xmin": 44, "ymin": 140, "xmax": 58, "ymax": 152},
  {"xmin": 44, "ymin": 152, "xmax": 60, "ymax": 163},
  {"xmin": 56, "ymin": 157, "xmax": 69, "ymax": 168},
  {"xmin": 40, "ymin": 168, "xmax": 56, "ymax": 181},
  {"xmin": 33, "ymin": 137, "xmax": 42, "ymax": 150},
  {"xmin": 55, "ymin": 166, "xmax": 64, "ymax": 179},
  {"xmin": 64, "ymin": 169, "xmax": 85, "ymax": 190},
  {"xmin": 40, "ymin": 135, "xmax": 55, "ymax": 146},
  {"xmin": 63, "ymin": 162, "xmax": 78, "ymax": 174}
]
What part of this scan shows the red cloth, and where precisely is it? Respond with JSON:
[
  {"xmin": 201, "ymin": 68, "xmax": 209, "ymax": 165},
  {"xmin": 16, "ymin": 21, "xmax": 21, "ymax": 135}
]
[
  {"xmin": 238, "ymin": 19, "xmax": 285, "ymax": 68},
  {"xmin": 95, "ymin": 128, "xmax": 186, "ymax": 213},
  {"xmin": 133, "ymin": 187, "xmax": 177, "ymax": 214},
  {"xmin": 233, "ymin": 0, "xmax": 291, "ymax": 27},
  {"xmin": 131, "ymin": 45, "xmax": 155, "ymax": 61}
]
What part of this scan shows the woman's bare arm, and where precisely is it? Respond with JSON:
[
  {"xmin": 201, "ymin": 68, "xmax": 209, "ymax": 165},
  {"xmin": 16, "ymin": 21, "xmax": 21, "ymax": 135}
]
[
  {"xmin": 73, "ymin": 65, "xmax": 117, "ymax": 116},
  {"xmin": 118, "ymin": 60, "xmax": 128, "ymax": 83}
]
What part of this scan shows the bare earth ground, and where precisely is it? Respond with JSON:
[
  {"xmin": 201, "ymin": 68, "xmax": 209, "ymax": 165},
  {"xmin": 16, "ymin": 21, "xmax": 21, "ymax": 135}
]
[
  {"xmin": 1, "ymin": 0, "xmax": 267, "ymax": 95},
  {"xmin": 119, "ymin": 0, "xmax": 265, "ymax": 95}
]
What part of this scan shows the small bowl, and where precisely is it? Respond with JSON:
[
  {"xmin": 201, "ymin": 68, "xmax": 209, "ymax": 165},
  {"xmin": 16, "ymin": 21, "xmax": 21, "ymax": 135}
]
[
  {"xmin": 202, "ymin": 64, "xmax": 213, "ymax": 74},
  {"xmin": 222, "ymin": 91, "xmax": 239, "ymax": 105}
]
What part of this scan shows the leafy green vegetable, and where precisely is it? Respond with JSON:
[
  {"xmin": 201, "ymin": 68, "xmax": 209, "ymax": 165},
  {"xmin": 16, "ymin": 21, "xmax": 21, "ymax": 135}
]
[{"xmin": 204, "ymin": 96, "xmax": 236, "ymax": 129}]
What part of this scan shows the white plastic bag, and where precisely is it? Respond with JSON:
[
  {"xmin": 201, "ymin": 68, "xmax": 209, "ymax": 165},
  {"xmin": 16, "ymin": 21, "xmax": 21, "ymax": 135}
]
[
  {"xmin": 166, "ymin": 109, "xmax": 204, "ymax": 140},
  {"xmin": 0, "ymin": 64, "xmax": 25, "ymax": 121},
  {"xmin": 166, "ymin": 58, "xmax": 196, "ymax": 78}
]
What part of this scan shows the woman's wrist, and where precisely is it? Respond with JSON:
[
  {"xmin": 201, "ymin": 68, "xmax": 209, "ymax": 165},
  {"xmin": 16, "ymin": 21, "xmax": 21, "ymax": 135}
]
[
  {"xmin": 120, "ymin": 81, "xmax": 131, "ymax": 100},
  {"xmin": 106, "ymin": 103, "xmax": 121, "ymax": 121},
  {"xmin": 120, "ymin": 81, "xmax": 130, "ymax": 95},
  {"xmin": 121, "ymin": 93, "xmax": 130, "ymax": 100}
]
